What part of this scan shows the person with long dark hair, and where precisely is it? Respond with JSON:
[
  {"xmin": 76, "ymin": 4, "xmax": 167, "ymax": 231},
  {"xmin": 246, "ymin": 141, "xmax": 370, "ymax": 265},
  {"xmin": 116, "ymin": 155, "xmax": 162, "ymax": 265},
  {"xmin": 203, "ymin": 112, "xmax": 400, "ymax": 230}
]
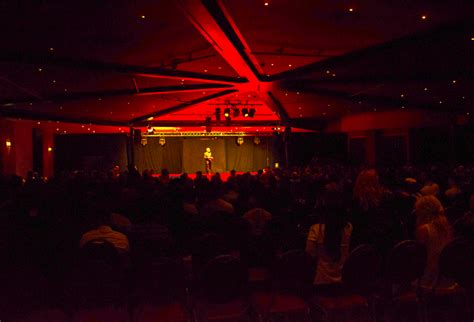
[{"xmin": 305, "ymin": 188, "xmax": 352, "ymax": 284}]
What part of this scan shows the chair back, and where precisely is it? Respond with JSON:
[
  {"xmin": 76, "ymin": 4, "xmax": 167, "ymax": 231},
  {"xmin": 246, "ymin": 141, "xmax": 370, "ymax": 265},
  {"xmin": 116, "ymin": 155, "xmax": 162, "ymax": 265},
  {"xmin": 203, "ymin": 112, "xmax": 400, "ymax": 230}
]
[
  {"xmin": 191, "ymin": 233, "xmax": 228, "ymax": 276},
  {"xmin": 274, "ymin": 249, "xmax": 317, "ymax": 294},
  {"xmin": 342, "ymin": 244, "xmax": 379, "ymax": 295},
  {"xmin": 133, "ymin": 257, "xmax": 187, "ymax": 300},
  {"xmin": 81, "ymin": 239, "xmax": 120, "ymax": 268},
  {"xmin": 240, "ymin": 233, "xmax": 276, "ymax": 267},
  {"xmin": 385, "ymin": 240, "xmax": 427, "ymax": 284},
  {"xmin": 200, "ymin": 255, "xmax": 248, "ymax": 303},
  {"xmin": 439, "ymin": 237, "xmax": 474, "ymax": 289}
]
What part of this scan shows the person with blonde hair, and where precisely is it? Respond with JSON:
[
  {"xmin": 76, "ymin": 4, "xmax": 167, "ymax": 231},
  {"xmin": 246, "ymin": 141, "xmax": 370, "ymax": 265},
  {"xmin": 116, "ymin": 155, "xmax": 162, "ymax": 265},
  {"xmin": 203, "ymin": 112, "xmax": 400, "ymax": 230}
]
[{"xmin": 414, "ymin": 195, "xmax": 454, "ymax": 288}]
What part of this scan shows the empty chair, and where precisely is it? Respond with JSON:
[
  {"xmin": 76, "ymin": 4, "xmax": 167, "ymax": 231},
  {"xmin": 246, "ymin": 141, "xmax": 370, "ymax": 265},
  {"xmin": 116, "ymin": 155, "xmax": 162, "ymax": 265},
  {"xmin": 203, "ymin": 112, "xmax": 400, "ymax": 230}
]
[
  {"xmin": 191, "ymin": 233, "xmax": 230, "ymax": 278},
  {"xmin": 311, "ymin": 244, "xmax": 380, "ymax": 322},
  {"xmin": 382, "ymin": 240, "xmax": 427, "ymax": 322},
  {"xmin": 239, "ymin": 233, "xmax": 276, "ymax": 284},
  {"xmin": 194, "ymin": 255, "xmax": 249, "ymax": 322},
  {"xmin": 72, "ymin": 306, "xmax": 128, "ymax": 322},
  {"xmin": 10, "ymin": 309, "xmax": 68, "ymax": 322},
  {"xmin": 66, "ymin": 239, "xmax": 127, "ymax": 308},
  {"xmin": 131, "ymin": 257, "xmax": 190, "ymax": 322},
  {"xmin": 437, "ymin": 237, "xmax": 474, "ymax": 321},
  {"xmin": 251, "ymin": 250, "xmax": 316, "ymax": 321}
]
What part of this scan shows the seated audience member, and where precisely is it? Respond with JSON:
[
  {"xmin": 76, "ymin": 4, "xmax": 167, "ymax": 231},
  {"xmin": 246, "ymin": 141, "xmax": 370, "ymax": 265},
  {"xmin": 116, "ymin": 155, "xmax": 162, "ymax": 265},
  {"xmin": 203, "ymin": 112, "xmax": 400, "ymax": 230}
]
[
  {"xmin": 454, "ymin": 193, "xmax": 474, "ymax": 239},
  {"xmin": 243, "ymin": 207, "xmax": 272, "ymax": 236},
  {"xmin": 414, "ymin": 195, "xmax": 455, "ymax": 289},
  {"xmin": 80, "ymin": 204, "xmax": 130, "ymax": 254},
  {"xmin": 110, "ymin": 212, "xmax": 132, "ymax": 233},
  {"xmin": 350, "ymin": 169, "xmax": 402, "ymax": 254},
  {"xmin": 306, "ymin": 190, "xmax": 352, "ymax": 284},
  {"xmin": 420, "ymin": 176, "xmax": 440, "ymax": 197},
  {"xmin": 200, "ymin": 186, "xmax": 234, "ymax": 216},
  {"xmin": 158, "ymin": 168, "xmax": 170, "ymax": 185},
  {"xmin": 445, "ymin": 176, "xmax": 462, "ymax": 201}
]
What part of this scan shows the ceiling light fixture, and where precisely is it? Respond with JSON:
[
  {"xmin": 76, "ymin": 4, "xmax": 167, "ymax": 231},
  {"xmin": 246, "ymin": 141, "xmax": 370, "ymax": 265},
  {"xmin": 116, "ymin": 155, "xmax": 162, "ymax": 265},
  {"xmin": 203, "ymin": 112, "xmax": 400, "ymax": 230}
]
[
  {"xmin": 233, "ymin": 108, "xmax": 240, "ymax": 117},
  {"xmin": 224, "ymin": 108, "xmax": 230, "ymax": 118},
  {"xmin": 249, "ymin": 108, "xmax": 256, "ymax": 118}
]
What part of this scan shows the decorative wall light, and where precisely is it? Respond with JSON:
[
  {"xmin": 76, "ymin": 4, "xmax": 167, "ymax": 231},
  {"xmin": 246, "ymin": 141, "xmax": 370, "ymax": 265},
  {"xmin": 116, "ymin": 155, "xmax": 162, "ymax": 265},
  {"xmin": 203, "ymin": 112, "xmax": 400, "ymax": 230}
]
[
  {"xmin": 141, "ymin": 137, "xmax": 148, "ymax": 146},
  {"xmin": 159, "ymin": 137, "xmax": 166, "ymax": 146},
  {"xmin": 236, "ymin": 137, "xmax": 244, "ymax": 146}
]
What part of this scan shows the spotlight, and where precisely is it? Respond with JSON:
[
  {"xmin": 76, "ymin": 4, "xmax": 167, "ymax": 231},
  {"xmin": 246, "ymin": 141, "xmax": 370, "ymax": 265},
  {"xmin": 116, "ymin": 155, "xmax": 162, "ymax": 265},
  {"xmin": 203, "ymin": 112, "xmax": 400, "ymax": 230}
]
[
  {"xmin": 242, "ymin": 108, "xmax": 249, "ymax": 117},
  {"xmin": 249, "ymin": 108, "xmax": 256, "ymax": 118},
  {"xmin": 5, "ymin": 139, "xmax": 12, "ymax": 148},
  {"xmin": 233, "ymin": 108, "xmax": 240, "ymax": 117},
  {"xmin": 224, "ymin": 108, "xmax": 231, "ymax": 118},
  {"xmin": 215, "ymin": 108, "xmax": 221, "ymax": 122}
]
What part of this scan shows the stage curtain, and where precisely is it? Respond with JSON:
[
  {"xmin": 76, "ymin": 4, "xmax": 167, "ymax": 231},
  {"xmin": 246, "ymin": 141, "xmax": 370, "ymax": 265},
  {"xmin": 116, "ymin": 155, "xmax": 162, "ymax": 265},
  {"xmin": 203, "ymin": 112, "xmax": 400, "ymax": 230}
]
[
  {"xmin": 225, "ymin": 137, "xmax": 270, "ymax": 172},
  {"xmin": 134, "ymin": 137, "xmax": 182, "ymax": 173}
]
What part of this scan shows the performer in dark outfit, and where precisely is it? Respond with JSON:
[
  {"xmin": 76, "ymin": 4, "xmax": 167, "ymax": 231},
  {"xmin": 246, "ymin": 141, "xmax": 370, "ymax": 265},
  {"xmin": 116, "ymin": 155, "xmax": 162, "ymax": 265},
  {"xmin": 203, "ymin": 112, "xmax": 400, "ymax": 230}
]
[{"xmin": 203, "ymin": 147, "xmax": 214, "ymax": 174}]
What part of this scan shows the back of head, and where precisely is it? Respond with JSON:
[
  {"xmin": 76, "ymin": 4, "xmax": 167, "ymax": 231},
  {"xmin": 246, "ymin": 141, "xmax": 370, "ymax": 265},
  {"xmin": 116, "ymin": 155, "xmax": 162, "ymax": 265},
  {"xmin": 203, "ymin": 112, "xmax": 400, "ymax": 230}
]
[
  {"xmin": 353, "ymin": 169, "xmax": 384, "ymax": 210},
  {"xmin": 415, "ymin": 195, "xmax": 452, "ymax": 240},
  {"xmin": 415, "ymin": 195, "xmax": 444, "ymax": 225}
]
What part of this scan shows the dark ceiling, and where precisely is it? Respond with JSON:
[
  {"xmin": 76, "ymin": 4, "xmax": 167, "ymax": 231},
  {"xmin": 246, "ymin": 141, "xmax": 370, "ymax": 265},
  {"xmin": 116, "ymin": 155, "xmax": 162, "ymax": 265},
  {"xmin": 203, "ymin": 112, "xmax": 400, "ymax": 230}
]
[{"xmin": 0, "ymin": 0, "xmax": 472, "ymax": 130}]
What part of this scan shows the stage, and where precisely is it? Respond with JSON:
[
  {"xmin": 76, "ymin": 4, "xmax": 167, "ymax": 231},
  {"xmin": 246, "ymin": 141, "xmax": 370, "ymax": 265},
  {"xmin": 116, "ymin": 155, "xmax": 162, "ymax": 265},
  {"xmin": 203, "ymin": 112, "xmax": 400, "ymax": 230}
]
[{"xmin": 153, "ymin": 171, "xmax": 258, "ymax": 181}]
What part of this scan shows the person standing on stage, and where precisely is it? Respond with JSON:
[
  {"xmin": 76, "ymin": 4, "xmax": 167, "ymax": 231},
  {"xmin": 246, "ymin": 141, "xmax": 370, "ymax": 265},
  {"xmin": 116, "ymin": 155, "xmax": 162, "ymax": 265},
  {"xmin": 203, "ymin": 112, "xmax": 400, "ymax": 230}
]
[{"xmin": 204, "ymin": 147, "xmax": 214, "ymax": 174}]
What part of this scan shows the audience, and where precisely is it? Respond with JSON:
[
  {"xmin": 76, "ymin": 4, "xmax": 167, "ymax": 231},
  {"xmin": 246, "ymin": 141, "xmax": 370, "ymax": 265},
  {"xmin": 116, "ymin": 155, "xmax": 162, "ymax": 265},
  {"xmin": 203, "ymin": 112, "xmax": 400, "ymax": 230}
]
[{"xmin": 1, "ymin": 161, "xmax": 473, "ymax": 319}]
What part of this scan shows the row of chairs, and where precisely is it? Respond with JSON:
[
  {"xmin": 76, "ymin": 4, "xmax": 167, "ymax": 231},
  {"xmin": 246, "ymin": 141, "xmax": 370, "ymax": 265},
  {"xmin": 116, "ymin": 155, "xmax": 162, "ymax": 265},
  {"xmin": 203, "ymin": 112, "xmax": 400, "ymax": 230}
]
[{"xmin": 7, "ymin": 237, "xmax": 473, "ymax": 322}]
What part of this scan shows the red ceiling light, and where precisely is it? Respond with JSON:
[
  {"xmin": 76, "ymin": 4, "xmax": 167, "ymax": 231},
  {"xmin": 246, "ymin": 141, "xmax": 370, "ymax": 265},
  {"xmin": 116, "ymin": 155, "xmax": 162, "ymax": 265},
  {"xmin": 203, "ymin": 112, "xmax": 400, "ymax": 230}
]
[
  {"xmin": 421, "ymin": 15, "xmax": 427, "ymax": 20},
  {"xmin": 264, "ymin": 2, "xmax": 269, "ymax": 6}
]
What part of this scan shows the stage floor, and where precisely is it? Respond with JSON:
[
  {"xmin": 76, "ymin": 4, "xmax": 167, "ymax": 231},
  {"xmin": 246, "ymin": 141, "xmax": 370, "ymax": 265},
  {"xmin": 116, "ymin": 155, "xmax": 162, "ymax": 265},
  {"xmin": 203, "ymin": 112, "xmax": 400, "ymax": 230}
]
[{"xmin": 153, "ymin": 171, "xmax": 257, "ymax": 181}]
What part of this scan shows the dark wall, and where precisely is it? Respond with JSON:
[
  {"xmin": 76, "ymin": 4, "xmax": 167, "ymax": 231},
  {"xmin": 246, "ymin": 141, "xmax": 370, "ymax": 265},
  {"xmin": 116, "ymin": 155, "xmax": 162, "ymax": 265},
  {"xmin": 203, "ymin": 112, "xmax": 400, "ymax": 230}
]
[
  {"xmin": 55, "ymin": 134, "xmax": 128, "ymax": 174},
  {"xmin": 376, "ymin": 135, "xmax": 407, "ymax": 166},
  {"xmin": 454, "ymin": 126, "xmax": 474, "ymax": 164},
  {"xmin": 289, "ymin": 133, "xmax": 347, "ymax": 166},
  {"xmin": 410, "ymin": 128, "xmax": 451, "ymax": 165},
  {"xmin": 349, "ymin": 137, "xmax": 367, "ymax": 165}
]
